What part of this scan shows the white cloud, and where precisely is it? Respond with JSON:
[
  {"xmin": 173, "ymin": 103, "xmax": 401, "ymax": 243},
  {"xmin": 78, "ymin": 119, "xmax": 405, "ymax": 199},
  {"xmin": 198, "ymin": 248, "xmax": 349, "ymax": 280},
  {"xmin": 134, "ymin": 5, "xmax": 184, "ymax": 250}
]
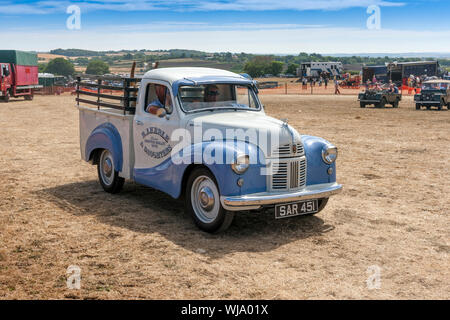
[
  {"xmin": 0, "ymin": 0, "xmax": 404, "ymax": 15},
  {"xmin": 1, "ymin": 26, "xmax": 449, "ymax": 53}
]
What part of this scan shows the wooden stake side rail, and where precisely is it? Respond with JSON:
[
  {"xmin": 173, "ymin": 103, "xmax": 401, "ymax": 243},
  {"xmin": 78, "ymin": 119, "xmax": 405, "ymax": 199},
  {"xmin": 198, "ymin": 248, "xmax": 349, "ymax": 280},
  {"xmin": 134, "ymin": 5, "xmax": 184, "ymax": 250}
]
[{"xmin": 76, "ymin": 76, "xmax": 141, "ymax": 115}]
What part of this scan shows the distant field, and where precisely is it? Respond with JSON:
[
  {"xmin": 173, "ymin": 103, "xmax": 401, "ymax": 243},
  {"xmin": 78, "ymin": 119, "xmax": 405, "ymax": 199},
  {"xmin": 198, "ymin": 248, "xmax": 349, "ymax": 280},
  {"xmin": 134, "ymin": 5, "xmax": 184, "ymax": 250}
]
[
  {"xmin": 37, "ymin": 53, "xmax": 67, "ymax": 63},
  {"xmin": 157, "ymin": 58, "xmax": 236, "ymax": 70}
]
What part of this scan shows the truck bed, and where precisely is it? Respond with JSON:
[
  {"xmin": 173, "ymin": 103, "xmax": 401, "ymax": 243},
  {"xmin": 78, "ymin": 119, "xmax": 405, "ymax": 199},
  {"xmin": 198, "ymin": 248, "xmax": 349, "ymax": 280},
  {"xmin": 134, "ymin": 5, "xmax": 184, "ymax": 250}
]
[{"xmin": 78, "ymin": 106, "xmax": 135, "ymax": 179}]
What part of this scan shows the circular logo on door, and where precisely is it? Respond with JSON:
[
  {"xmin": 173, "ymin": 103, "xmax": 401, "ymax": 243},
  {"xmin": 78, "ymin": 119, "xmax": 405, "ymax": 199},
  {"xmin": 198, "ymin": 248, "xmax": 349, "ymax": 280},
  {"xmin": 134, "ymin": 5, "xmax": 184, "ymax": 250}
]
[{"xmin": 140, "ymin": 127, "xmax": 172, "ymax": 159}]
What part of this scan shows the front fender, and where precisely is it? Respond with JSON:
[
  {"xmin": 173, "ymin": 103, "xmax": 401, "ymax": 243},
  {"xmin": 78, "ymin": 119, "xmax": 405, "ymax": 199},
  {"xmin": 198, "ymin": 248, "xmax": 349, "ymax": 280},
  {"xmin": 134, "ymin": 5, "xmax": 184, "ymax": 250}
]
[
  {"xmin": 301, "ymin": 135, "xmax": 336, "ymax": 185},
  {"xmin": 134, "ymin": 140, "xmax": 267, "ymax": 199},
  {"xmin": 174, "ymin": 140, "xmax": 267, "ymax": 197},
  {"xmin": 85, "ymin": 123, "xmax": 123, "ymax": 172}
]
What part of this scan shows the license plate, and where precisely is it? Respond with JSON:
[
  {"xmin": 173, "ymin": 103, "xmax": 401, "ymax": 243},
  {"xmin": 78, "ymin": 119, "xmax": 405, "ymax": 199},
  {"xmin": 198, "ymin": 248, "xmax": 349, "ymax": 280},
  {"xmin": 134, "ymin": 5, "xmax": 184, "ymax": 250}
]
[{"xmin": 275, "ymin": 200, "xmax": 318, "ymax": 219}]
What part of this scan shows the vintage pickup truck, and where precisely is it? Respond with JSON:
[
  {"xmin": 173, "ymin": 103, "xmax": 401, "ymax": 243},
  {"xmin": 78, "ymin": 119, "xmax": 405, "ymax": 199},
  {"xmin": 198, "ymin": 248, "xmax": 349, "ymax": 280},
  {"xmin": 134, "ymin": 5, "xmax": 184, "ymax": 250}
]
[
  {"xmin": 414, "ymin": 80, "xmax": 450, "ymax": 110},
  {"xmin": 76, "ymin": 68, "xmax": 342, "ymax": 232}
]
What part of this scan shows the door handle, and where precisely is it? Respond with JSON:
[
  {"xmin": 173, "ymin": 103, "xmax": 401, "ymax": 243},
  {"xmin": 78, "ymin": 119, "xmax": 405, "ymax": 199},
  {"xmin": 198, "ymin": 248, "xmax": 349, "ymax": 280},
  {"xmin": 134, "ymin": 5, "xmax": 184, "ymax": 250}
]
[{"xmin": 135, "ymin": 120, "xmax": 143, "ymax": 126}]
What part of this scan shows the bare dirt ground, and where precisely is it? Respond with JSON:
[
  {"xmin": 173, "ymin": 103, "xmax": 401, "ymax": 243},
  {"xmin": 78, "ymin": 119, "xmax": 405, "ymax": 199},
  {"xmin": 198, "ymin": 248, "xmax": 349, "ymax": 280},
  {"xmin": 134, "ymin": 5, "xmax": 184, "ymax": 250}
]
[{"xmin": 0, "ymin": 94, "xmax": 448, "ymax": 299}]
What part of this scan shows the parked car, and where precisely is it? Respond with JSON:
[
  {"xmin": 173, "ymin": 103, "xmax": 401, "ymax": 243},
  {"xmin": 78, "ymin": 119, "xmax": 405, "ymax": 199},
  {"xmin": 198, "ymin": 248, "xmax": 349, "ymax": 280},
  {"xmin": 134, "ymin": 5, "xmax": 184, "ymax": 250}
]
[
  {"xmin": 76, "ymin": 68, "xmax": 342, "ymax": 233},
  {"xmin": 414, "ymin": 80, "xmax": 450, "ymax": 110},
  {"xmin": 358, "ymin": 87, "xmax": 402, "ymax": 108}
]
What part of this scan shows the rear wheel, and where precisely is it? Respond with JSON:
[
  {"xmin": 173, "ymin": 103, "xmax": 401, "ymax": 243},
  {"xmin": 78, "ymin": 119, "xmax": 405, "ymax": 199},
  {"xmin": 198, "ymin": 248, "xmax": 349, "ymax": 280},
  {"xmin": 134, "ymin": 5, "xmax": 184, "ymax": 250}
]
[
  {"xmin": 360, "ymin": 102, "xmax": 366, "ymax": 108},
  {"xmin": 438, "ymin": 100, "xmax": 444, "ymax": 111},
  {"xmin": 392, "ymin": 99, "xmax": 399, "ymax": 108},
  {"xmin": 416, "ymin": 104, "xmax": 421, "ymax": 110},
  {"xmin": 24, "ymin": 95, "xmax": 34, "ymax": 101},
  {"xmin": 97, "ymin": 149, "xmax": 124, "ymax": 194},
  {"xmin": 185, "ymin": 167, "xmax": 234, "ymax": 233},
  {"xmin": 426, "ymin": 106, "xmax": 431, "ymax": 110}
]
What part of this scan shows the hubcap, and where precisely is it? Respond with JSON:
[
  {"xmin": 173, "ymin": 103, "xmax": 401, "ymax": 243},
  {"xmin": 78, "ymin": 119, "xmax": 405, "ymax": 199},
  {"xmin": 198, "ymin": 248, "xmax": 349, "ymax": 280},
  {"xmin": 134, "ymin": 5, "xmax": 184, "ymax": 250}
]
[
  {"xmin": 100, "ymin": 150, "xmax": 114, "ymax": 186},
  {"xmin": 191, "ymin": 176, "xmax": 220, "ymax": 223},
  {"xmin": 199, "ymin": 186, "xmax": 215, "ymax": 210}
]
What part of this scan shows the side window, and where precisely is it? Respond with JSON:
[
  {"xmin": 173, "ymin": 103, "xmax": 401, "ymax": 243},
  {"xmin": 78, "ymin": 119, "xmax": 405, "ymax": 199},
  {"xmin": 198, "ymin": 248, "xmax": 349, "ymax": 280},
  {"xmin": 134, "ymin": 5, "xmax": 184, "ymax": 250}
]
[{"xmin": 144, "ymin": 83, "xmax": 173, "ymax": 115}]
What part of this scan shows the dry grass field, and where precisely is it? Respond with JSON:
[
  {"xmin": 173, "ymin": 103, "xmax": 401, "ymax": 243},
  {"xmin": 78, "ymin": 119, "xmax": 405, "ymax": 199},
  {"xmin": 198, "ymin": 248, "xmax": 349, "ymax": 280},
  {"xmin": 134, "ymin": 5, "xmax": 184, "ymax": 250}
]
[{"xmin": 0, "ymin": 94, "xmax": 448, "ymax": 299}]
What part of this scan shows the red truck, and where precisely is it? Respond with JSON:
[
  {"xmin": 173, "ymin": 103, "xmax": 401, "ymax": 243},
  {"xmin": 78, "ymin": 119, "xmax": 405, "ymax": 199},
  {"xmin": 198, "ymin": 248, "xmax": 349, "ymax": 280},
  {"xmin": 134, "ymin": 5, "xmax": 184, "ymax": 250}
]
[{"xmin": 0, "ymin": 50, "xmax": 42, "ymax": 102}]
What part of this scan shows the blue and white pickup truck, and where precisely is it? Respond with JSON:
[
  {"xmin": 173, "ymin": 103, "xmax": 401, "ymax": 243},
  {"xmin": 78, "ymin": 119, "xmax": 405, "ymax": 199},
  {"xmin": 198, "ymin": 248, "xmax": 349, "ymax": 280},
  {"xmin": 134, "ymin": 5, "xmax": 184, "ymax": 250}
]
[{"xmin": 77, "ymin": 68, "xmax": 342, "ymax": 232}]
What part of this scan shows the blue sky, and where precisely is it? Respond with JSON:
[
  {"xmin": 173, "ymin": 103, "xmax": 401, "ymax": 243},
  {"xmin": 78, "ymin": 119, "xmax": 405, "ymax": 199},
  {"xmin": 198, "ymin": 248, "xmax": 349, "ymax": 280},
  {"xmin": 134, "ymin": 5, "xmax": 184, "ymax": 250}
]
[{"xmin": 1, "ymin": 0, "xmax": 449, "ymax": 53}]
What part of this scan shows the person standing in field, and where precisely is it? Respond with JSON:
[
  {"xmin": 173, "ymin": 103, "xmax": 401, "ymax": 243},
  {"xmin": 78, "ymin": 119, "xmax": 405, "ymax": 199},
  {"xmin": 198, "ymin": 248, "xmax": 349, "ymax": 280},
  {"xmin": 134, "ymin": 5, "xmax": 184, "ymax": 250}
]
[{"xmin": 334, "ymin": 78, "xmax": 341, "ymax": 95}]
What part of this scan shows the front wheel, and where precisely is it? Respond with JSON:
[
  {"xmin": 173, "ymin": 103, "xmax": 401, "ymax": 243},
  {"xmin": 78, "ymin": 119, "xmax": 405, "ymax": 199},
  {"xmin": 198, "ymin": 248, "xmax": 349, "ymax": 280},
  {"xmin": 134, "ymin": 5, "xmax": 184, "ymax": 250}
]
[
  {"xmin": 97, "ymin": 149, "xmax": 124, "ymax": 193},
  {"xmin": 185, "ymin": 167, "xmax": 234, "ymax": 233},
  {"xmin": 392, "ymin": 100, "xmax": 399, "ymax": 108},
  {"xmin": 2, "ymin": 91, "xmax": 10, "ymax": 103},
  {"xmin": 416, "ymin": 104, "xmax": 421, "ymax": 110},
  {"xmin": 360, "ymin": 102, "xmax": 366, "ymax": 108}
]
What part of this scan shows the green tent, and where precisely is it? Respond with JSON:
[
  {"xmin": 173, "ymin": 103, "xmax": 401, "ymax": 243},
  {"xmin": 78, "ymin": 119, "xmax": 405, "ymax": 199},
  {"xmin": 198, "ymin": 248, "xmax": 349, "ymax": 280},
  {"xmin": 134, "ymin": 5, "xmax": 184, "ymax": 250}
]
[
  {"xmin": 0, "ymin": 50, "xmax": 38, "ymax": 66},
  {"xmin": 38, "ymin": 73, "xmax": 55, "ymax": 87}
]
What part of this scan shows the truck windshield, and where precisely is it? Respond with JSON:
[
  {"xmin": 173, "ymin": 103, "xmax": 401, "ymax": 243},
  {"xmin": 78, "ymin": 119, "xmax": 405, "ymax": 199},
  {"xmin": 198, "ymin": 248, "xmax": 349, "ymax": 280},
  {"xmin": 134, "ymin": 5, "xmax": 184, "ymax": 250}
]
[
  {"xmin": 422, "ymin": 83, "xmax": 443, "ymax": 90},
  {"xmin": 178, "ymin": 84, "xmax": 260, "ymax": 112}
]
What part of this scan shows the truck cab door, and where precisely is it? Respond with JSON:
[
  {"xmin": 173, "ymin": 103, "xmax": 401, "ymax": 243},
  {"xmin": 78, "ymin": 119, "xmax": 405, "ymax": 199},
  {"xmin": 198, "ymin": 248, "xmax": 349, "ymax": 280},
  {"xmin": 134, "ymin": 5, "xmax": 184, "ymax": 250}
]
[{"xmin": 133, "ymin": 81, "xmax": 180, "ymax": 171}]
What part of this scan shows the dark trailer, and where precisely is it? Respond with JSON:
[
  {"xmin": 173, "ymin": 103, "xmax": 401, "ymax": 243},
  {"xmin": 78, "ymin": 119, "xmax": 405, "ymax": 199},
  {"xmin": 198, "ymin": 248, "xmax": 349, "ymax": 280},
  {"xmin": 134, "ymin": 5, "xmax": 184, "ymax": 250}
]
[
  {"xmin": 387, "ymin": 61, "xmax": 439, "ymax": 82},
  {"xmin": 362, "ymin": 65, "xmax": 388, "ymax": 83}
]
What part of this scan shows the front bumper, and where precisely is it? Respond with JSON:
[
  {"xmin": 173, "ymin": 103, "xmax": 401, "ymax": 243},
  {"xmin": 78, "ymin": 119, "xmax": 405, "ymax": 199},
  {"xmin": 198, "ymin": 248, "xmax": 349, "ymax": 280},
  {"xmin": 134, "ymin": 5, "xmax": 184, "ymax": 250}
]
[
  {"xmin": 359, "ymin": 99, "xmax": 380, "ymax": 103},
  {"xmin": 416, "ymin": 101, "xmax": 440, "ymax": 105},
  {"xmin": 220, "ymin": 182, "xmax": 343, "ymax": 211}
]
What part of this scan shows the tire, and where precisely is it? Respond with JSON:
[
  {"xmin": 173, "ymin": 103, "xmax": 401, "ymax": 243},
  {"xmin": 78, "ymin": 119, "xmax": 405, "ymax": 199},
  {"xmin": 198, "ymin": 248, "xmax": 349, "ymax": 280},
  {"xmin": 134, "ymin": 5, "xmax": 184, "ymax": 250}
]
[
  {"xmin": 24, "ymin": 95, "xmax": 34, "ymax": 101},
  {"xmin": 185, "ymin": 167, "xmax": 234, "ymax": 233},
  {"xmin": 97, "ymin": 149, "xmax": 124, "ymax": 194},
  {"xmin": 426, "ymin": 106, "xmax": 431, "ymax": 110},
  {"xmin": 416, "ymin": 104, "xmax": 421, "ymax": 110},
  {"xmin": 2, "ymin": 91, "xmax": 10, "ymax": 103},
  {"xmin": 438, "ymin": 100, "xmax": 444, "ymax": 111},
  {"xmin": 392, "ymin": 99, "xmax": 399, "ymax": 108},
  {"xmin": 360, "ymin": 102, "xmax": 366, "ymax": 108}
]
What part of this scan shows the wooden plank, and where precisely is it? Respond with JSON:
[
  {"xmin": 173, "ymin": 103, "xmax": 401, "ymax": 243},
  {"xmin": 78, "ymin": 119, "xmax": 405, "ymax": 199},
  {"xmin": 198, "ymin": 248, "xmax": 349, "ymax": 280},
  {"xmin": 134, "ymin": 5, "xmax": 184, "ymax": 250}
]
[
  {"xmin": 76, "ymin": 89, "xmax": 137, "ymax": 101},
  {"xmin": 76, "ymin": 97, "xmax": 133, "ymax": 111},
  {"xmin": 78, "ymin": 82, "xmax": 139, "ymax": 92}
]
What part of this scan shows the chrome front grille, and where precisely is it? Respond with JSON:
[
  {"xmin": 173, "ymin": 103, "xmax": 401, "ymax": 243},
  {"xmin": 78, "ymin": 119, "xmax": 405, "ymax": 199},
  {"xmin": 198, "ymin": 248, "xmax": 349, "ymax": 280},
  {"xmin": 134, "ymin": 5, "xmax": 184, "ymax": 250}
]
[
  {"xmin": 272, "ymin": 143, "xmax": 304, "ymax": 158},
  {"xmin": 270, "ymin": 157, "xmax": 306, "ymax": 191}
]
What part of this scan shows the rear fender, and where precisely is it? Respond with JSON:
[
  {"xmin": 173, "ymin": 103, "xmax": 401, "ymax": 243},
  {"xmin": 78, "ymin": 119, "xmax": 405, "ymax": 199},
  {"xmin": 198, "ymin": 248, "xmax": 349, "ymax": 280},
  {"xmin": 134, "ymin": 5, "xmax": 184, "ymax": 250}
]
[{"xmin": 85, "ymin": 123, "xmax": 123, "ymax": 172}]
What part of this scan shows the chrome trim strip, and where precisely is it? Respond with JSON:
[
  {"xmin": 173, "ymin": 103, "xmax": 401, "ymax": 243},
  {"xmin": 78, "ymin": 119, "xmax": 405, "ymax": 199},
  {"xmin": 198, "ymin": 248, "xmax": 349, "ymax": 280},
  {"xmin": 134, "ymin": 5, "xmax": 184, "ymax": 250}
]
[{"xmin": 221, "ymin": 182, "xmax": 342, "ymax": 211}]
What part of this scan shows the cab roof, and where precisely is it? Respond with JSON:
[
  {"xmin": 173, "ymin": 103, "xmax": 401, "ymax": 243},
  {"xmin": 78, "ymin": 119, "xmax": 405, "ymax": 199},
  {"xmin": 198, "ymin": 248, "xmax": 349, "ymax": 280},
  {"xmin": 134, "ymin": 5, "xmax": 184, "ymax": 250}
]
[
  {"xmin": 143, "ymin": 67, "xmax": 256, "ymax": 95},
  {"xmin": 143, "ymin": 67, "xmax": 246, "ymax": 84},
  {"xmin": 423, "ymin": 79, "xmax": 450, "ymax": 84}
]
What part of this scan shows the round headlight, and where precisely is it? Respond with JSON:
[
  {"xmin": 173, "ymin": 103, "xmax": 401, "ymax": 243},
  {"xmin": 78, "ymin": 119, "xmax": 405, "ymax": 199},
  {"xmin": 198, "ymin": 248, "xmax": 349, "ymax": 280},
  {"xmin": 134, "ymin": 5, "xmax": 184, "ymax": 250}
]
[
  {"xmin": 322, "ymin": 146, "xmax": 338, "ymax": 164},
  {"xmin": 231, "ymin": 155, "xmax": 250, "ymax": 174}
]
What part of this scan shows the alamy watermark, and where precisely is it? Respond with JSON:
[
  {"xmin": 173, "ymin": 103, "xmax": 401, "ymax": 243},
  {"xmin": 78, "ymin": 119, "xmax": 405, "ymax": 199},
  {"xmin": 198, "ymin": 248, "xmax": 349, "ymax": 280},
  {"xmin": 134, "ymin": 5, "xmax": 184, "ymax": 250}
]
[
  {"xmin": 66, "ymin": 265, "xmax": 81, "ymax": 289},
  {"xmin": 367, "ymin": 5, "xmax": 381, "ymax": 30},
  {"xmin": 366, "ymin": 265, "xmax": 381, "ymax": 290},
  {"xmin": 66, "ymin": 5, "xmax": 81, "ymax": 30}
]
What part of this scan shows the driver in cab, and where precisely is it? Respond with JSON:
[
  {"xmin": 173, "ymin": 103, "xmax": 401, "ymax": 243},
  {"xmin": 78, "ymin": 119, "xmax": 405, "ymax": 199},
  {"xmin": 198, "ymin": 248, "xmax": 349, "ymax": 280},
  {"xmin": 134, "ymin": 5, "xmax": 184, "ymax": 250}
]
[{"xmin": 146, "ymin": 84, "xmax": 171, "ymax": 116}]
